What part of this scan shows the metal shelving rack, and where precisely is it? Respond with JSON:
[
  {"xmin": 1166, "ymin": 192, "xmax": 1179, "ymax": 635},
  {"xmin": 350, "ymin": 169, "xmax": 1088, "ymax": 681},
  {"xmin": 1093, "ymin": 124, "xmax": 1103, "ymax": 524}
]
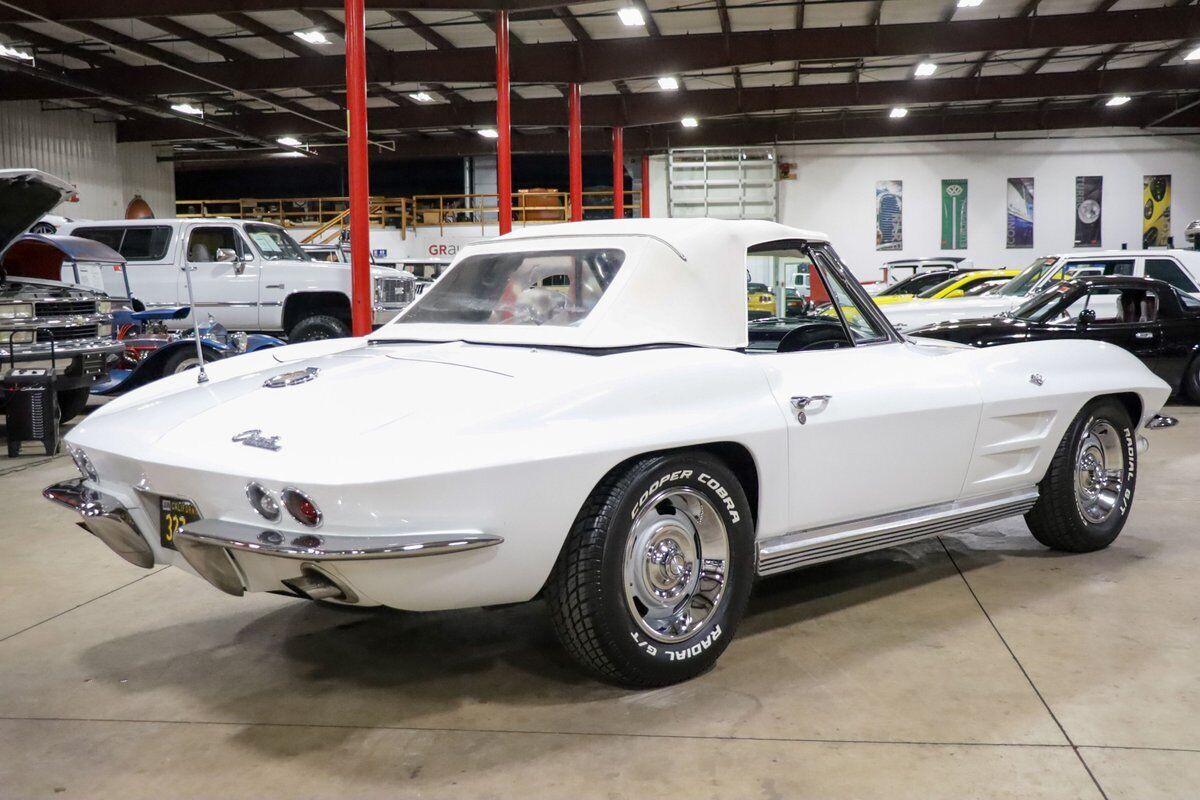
[{"xmin": 667, "ymin": 146, "xmax": 778, "ymax": 221}]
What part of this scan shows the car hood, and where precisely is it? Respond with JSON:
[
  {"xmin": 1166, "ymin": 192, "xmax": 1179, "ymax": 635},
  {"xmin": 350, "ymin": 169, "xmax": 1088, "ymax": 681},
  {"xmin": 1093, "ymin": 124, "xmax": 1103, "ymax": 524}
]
[
  {"xmin": 882, "ymin": 295, "xmax": 1017, "ymax": 328},
  {"xmin": 0, "ymin": 170, "xmax": 75, "ymax": 259},
  {"xmin": 908, "ymin": 317, "xmax": 1033, "ymax": 344},
  {"xmin": 0, "ymin": 275, "xmax": 100, "ymax": 300}
]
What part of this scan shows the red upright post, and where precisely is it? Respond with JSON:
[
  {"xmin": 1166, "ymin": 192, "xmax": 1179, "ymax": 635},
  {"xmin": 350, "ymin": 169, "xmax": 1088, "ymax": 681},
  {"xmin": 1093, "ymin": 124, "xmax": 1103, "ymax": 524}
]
[
  {"xmin": 568, "ymin": 82, "xmax": 582, "ymax": 222},
  {"xmin": 612, "ymin": 126, "xmax": 624, "ymax": 219},
  {"xmin": 344, "ymin": 0, "xmax": 372, "ymax": 336},
  {"xmin": 640, "ymin": 153, "xmax": 650, "ymax": 218},
  {"xmin": 495, "ymin": 10, "xmax": 512, "ymax": 234}
]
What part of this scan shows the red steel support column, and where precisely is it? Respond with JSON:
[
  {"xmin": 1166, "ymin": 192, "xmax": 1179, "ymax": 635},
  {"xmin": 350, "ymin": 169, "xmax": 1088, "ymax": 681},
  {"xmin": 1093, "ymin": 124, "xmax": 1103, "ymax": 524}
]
[
  {"xmin": 496, "ymin": 10, "xmax": 512, "ymax": 234},
  {"xmin": 612, "ymin": 127, "xmax": 624, "ymax": 219},
  {"xmin": 344, "ymin": 0, "xmax": 371, "ymax": 336},
  {"xmin": 640, "ymin": 153, "xmax": 650, "ymax": 218},
  {"xmin": 568, "ymin": 82, "xmax": 582, "ymax": 222}
]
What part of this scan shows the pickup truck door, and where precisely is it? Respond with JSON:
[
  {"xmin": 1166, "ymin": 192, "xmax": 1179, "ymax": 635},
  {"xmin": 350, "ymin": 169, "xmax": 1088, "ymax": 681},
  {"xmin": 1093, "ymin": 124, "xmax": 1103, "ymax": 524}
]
[
  {"xmin": 182, "ymin": 224, "xmax": 260, "ymax": 330},
  {"xmin": 756, "ymin": 243, "xmax": 982, "ymax": 533}
]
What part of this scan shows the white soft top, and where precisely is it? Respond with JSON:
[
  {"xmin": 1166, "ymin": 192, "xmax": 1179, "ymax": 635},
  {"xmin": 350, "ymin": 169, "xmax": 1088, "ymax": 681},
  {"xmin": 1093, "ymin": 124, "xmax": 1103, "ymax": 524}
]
[{"xmin": 370, "ymin": 218, "xmax": 829, "ymax": 350}]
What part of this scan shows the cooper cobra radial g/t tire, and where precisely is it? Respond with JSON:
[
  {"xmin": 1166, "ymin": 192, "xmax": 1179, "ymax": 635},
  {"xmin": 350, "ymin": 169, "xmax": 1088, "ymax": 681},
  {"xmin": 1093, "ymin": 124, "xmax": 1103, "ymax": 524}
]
[
  {"xmin": 1025, "ymin": 398, "xmax": 1136, "ymax": 553},
  {"xmin": 547, "ymin": 451, "xmax": 755, "ymax": 687}
]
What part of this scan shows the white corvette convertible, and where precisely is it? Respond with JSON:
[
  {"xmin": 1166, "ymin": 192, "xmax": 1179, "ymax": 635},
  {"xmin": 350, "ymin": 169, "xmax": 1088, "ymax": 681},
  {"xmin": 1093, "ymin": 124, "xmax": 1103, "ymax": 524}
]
[{"xmin": 47, "ymin": 219, "xmax": 1171, "ymax": 686}]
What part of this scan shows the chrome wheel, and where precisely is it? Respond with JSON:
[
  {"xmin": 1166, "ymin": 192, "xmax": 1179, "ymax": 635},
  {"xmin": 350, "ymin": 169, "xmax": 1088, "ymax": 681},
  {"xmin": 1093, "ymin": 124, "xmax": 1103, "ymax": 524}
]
[
  {"xmin": 623, "ymin": 488, "xmax": 729, "ymax": 644},
  {"xmin": 1074, "ymin": 419, "xmax": 1126, "ymax": 525}
]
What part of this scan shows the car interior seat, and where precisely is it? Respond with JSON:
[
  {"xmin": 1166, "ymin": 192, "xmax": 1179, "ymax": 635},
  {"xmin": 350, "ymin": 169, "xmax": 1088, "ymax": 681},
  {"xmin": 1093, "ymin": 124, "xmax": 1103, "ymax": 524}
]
[
  {"xmin": 1140, "ymin": 293, "xmax": 1158, "ymax": 322},
  {"xmin": 189, "ymin": 242, "xmax": 212, "ymax": 263}
]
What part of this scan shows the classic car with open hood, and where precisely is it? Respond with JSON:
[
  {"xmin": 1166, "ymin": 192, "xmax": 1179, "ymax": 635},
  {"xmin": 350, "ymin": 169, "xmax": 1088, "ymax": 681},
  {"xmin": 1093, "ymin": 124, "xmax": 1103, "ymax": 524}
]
[
  {"xmin": 0, "ymin": 169, "xmax": 123, "ymax": 421},
  {"xmin": 45, "ymin": 219, "xmax": 1171, "ymax": 686}
]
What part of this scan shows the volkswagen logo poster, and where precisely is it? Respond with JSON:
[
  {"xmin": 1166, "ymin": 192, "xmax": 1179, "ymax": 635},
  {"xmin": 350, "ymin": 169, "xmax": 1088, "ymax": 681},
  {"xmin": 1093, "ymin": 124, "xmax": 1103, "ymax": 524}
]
[
  {"xmin": 940, "ymin": 179, "xmax": 968, "ymax": 250},
  {"xmin": 875, "ymin": 180, "xmax": 902, "ymax": 251}
]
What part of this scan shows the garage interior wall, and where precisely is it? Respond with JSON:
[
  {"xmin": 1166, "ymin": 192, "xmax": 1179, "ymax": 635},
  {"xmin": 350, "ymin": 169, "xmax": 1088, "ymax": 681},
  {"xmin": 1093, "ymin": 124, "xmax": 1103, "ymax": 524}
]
[
  {"xmin": 651, "ymin": 134, "xmax": 1200, "ymax": 281},
  {"xmin": 0, "ymin": 102, "xmax": 175, "ymax": 222}
]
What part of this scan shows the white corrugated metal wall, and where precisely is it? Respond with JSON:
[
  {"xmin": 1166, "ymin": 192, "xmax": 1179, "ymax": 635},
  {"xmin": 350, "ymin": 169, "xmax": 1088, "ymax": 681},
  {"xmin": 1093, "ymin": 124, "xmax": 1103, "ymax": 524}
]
[{"xmin": 0, "ymin": 101, "xmax": 175, "ymax": 221}]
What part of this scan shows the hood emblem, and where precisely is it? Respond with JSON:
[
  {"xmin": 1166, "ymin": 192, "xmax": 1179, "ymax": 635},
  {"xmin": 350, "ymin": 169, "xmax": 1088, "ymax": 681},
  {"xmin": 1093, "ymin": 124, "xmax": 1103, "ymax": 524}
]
[
  {"xmin": 263, "ymin": 367, "xmax": 319, "ymax": 388},
  {"xmin": 232, "ymin": 429, "xmax": 281, "ymax": 451}
]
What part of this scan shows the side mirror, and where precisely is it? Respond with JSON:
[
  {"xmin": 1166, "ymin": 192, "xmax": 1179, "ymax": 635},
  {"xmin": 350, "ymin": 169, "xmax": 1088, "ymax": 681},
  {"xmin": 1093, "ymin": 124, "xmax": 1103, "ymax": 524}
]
[
  {"xmin": 945, "ymin": 289, "xmax": 966, "ymax": 298},
  {"xmin": 1077, "ymin": 308, "xmax": 1096, "ymax": 327},
  {"xmin": 215, "ymin": 248, "xmax": 246, "ymax": 274}
]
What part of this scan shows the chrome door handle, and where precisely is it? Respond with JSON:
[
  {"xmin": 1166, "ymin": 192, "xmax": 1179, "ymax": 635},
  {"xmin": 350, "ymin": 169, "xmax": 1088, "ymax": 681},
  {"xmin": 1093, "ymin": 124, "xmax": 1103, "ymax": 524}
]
[
  {"xmin": 265, "ymin": 283, "xmax": 285, "ymax": 289},
  {"xmin": 1134, "ymin": 331, "xmax": 1154, "ymax": 339},
  {"xmin": 790, "ymin": 394, "xmax": 831, "ymax": 424}
]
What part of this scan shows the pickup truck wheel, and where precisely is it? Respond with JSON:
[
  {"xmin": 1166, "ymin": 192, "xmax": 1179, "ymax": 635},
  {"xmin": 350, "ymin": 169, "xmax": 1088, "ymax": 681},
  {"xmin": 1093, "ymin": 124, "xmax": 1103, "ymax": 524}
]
[
  {"xmin": 289, "ymin": 314, "xmax": 349, "ymax": 342},
  {"xmin": 1025, "ymin": 398, "xmax": 1136, "ymax": 553},
  {"xmin": 547, "ymin": 452, "xmax": 754, "ymax": 687},
  {"xmin": 57, "ymin": 387, "xmax": 91, "ymax": 423},
  {"xmin": 162, "ymin": 347, "xmax": 217, "ymax": 376}
]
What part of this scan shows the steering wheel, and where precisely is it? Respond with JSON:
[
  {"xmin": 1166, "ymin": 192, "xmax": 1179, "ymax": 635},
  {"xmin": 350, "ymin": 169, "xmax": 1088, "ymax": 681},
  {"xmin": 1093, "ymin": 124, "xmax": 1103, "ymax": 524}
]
[{"xmin": 777, "ymin": 324, "xmax": 852, "ymax": 353}]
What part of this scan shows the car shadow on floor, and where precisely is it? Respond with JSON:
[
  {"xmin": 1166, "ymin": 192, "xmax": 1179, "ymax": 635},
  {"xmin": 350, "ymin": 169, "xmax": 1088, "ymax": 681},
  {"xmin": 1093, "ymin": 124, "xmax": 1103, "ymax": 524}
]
[{"xmin": 72, "ymin": 518, "xmax": 1153, "ymax": 762}]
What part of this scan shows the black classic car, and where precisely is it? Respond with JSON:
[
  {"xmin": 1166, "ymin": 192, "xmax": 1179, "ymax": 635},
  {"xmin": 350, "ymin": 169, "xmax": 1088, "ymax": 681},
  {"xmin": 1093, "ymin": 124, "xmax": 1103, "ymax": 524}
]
[{"xmin": 910, "ymin": 276, "xmax": 1200, "ymax": 402}]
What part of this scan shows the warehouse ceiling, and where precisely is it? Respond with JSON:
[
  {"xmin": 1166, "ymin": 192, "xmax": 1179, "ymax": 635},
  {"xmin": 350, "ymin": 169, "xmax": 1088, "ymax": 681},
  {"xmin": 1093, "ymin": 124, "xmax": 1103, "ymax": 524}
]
[{"xmin": 0, "ymin": 0, "xmax": 1198, "ymax": 166}]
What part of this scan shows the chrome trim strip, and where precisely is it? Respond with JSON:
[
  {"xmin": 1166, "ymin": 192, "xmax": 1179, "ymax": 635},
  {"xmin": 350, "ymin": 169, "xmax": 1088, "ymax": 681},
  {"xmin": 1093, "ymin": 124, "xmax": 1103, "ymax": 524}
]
[
  {"xmin": 757, "ymin": 488, "xmax": 1039, "ymax": 576},
  {"xmin": 176, "ymin": 518, "xmax": 503, "ymax": 561}
]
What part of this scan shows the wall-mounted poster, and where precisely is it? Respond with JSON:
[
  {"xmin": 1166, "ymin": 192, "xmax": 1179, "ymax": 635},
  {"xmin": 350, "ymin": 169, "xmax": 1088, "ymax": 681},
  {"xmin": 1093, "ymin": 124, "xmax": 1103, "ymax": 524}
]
[
  {"xmin": 1143, "ymin": 175, "xmax": 1171, "ymax": 247},
  {"xmin": 876, "ymin": 180, "xmax": 903, "ymax": 251},
  {"xmin": 1074, "ymin": 175, "xmax": 1103, "ymax": 247},
  {"xmin": 940, "ymin": 179, "xmax": 968, "ymax": 249},
  {"xmin": 1006, "ymin": 177, "xmax": 1034, "ymax": 249}
]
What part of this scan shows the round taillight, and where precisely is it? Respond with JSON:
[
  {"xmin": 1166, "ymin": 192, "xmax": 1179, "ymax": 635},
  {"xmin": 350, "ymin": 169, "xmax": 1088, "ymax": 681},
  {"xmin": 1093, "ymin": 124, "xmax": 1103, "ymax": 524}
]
[
  {"xmin": 282, "ymin": 488, "xmax": 322, "ymax": 528},
  {"xmin": 245, "ymin": 482, "xmax": 281, "ymax": 522}
]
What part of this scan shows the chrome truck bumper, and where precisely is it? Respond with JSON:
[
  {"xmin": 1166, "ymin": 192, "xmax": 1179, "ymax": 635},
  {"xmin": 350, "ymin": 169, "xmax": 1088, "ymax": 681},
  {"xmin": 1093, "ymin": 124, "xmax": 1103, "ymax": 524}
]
[{"xmin": 43, "ymin": 478, "xmax": 503, "ymax": 601}]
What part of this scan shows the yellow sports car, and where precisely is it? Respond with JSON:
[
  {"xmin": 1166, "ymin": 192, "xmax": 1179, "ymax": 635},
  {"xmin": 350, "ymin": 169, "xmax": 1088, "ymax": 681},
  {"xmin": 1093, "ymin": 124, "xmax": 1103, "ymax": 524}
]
[
  {"xmin": 748, "ymin": 282, "xmax": 776, "ymax": 319},
  {"xmin": 872, "ymin": 269, "xmax": 1020, "ymax": 306}
]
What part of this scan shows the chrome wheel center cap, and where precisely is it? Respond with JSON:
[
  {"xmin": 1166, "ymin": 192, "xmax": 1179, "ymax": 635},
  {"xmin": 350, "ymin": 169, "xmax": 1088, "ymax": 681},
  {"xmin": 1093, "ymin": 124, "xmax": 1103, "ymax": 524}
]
[{"xmin": 646, "ymin": 535, "xmax": 693, "ymax": 593}]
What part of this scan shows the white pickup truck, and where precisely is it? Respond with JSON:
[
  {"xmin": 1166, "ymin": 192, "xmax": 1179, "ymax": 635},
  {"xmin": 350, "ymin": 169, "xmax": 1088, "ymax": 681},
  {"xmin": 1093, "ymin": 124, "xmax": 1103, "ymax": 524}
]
[{"xmin": 59, "ymin": 218, "xmax": 415, "ymax": 341}]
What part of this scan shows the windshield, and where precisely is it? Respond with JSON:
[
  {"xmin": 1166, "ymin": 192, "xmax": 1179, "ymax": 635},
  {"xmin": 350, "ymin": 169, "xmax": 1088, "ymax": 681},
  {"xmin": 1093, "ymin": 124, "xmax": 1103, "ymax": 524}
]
[
  {"xmin": 245, "ymin": 223, "xmax": 307, "ymax": 261},
  {"xmin": 1012, "ymin": 284, "xmax": 1075, "ymax": 321},
  {"xmin": 915, "ymin": 275, "xmax": 963, "ymax": 299},
  {"xmin": 997, "ymin": 257, "xmax": 1061, "ymax": 297},
  {"xmin": 878, "ymin": 272, "xmax": 947, "ymax": 296},
  {"xmin": 397, "ymin": 248, "xmax": 624, "ymax": 327}
]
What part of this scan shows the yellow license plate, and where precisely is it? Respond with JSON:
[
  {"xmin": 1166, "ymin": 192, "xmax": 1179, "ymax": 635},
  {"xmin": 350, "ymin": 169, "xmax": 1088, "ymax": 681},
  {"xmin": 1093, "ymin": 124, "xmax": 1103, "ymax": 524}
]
[{"xmin": 158, "ymin": 497, "xmax": 200, "ymax": 550}]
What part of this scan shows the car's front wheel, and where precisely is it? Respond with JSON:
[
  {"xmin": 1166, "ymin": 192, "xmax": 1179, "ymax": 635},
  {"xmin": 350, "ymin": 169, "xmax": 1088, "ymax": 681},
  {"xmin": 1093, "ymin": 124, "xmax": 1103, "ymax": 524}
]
[
  {"xmin": 547, "ymin": 451, "xmax": 754, "ymax": 687},
  {"xmin": 1025, "ymin": 398, "xmax": 1137, "ymax": 552}
]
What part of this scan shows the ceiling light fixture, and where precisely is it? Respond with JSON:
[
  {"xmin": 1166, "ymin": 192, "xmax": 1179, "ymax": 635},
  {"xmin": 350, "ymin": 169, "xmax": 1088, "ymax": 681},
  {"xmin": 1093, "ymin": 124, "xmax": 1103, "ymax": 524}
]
[
  {"xmin": 0, "ymin": 43, "xmax": 33, "ymax": 61},
  {"xmin": 1183, "ymin": 46, "xmax": 1200, "ymax": 62},
  {"xmin": 409, "ymin": 91, "xmax": 433, "ymax": 103},
  {"xmin": 889, "ymin": 107, "xmax": 909, "ymax": 118},
  {"xmin": 170, "ymin": 102, "xmax": 204, "ymax": 116},
  {"xmin": 957, "ymin": 0, "xmax": 983, "ymax": 7},
  {"xmin": 277, "ymin": 136, "xmax": 303, "ymax": 147},
  {"xmin": 617, "ymin": 7, "xmax": 645, "ymax": 26},
  {"xmin": 293, "ymin": 29, "xmax": 330, "ymax": 45},
  {"xmin": 658, "ymin": 76, "xmax": 679, "ymax": 91},
  {"xmin": 478, "ymin": 128, "xmax": 500, "ymax": 138},
  {"xmin": 1106, "ymin": 95, "xmax": 1132, "ymax": 107},
  {"xmin": 681, "ymin": 116, "xmax": 698, "ymax": 128},
  {"xmin": 914, "ymin": 61, "xmax": 937, "ymax": 77}
]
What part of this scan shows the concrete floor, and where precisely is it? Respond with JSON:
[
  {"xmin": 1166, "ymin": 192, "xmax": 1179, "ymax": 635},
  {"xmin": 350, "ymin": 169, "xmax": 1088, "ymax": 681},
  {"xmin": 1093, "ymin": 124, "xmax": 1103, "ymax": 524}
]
[{"xmin": 0, "ymin": 405, "xmax": 1197, "ymax": 799}]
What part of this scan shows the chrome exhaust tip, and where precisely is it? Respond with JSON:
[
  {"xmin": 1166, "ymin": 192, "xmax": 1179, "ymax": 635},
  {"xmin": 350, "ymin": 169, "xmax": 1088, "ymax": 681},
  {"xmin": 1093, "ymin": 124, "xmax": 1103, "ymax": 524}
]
[
  {"xmin": 1148, "ymin": 414, "xmax": 1178, "ymax": 429},
  {"xmin": 282, "ymin": 564, "xmax": 358, "ymax": 604}
]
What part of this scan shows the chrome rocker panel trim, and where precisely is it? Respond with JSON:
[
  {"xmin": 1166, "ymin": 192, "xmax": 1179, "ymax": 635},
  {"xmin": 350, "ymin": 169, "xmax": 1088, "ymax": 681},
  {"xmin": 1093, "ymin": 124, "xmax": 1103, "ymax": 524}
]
[
  {"xmin": 176, "ymin": 518, "xmax": 503, "ymax": 561},
  {"xmin": 43, "ymin": 478, "xmax": 155, "ymax": 569},
  {"xmin": 756, "ymin": 487, "xmax": 1039, "ymax": 577}
]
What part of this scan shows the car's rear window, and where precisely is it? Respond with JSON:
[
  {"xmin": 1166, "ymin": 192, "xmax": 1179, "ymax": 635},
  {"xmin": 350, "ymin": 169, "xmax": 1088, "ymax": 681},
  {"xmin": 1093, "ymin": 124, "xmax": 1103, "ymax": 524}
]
[
  {"xmin": 73, "ymin": 225, "xmax": 172, "ymax": 261},
  {"xmin": 399, "ymin": 249, "xmax": 625, "ymax": 327}
]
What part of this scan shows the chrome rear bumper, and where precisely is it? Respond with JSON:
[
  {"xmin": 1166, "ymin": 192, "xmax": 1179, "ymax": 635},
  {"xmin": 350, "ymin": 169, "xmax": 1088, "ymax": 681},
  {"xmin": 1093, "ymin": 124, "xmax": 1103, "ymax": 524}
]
[
  {"xmin": 44, "ymin": 477, "xmax": 504, "ymax": 600},
  {"xmin": 43, "ymin": 478, "xmax": 155, "ymax": 568}
]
